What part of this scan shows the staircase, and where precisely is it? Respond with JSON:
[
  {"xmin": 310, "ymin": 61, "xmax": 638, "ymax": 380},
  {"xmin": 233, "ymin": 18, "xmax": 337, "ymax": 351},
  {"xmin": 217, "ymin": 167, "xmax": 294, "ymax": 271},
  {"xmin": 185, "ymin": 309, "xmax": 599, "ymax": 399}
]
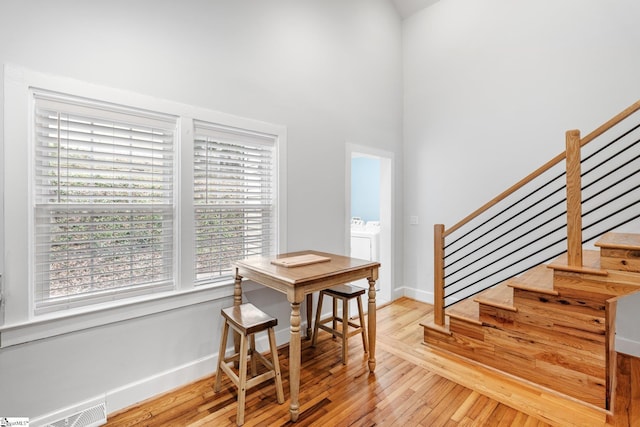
[{"xmin": 422, "ymin": 232, "xmax": 640, "ymax": 409}]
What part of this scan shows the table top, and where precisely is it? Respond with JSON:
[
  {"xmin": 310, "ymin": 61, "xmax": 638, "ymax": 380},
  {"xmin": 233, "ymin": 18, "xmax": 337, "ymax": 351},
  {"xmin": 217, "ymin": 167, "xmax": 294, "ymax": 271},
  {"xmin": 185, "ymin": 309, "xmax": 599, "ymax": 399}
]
[{"xmin": 233, "ymin": 250, "xmax": 380, "ymax": 287}]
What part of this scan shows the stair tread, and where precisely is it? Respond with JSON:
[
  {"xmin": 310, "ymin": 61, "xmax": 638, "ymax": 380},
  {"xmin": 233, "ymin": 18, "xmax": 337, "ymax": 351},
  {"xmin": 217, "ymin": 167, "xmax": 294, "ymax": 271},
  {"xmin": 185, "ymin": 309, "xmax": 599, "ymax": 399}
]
[
  {"xmin": 507, "ymin": 264, "xmax": 559, "ymax": 295},
  {"xmin": 419, "ymin": 311, "xmax": 452, "ymax": 335},
  {"xmin": 547, "ymin": 250, "xmax": 608, "ymax": 276},
  {"xmin": 473, "ymin": 282, "xmax": 515, "ymax": 311},
  {"xmin": 446, "ymin": 298, "xmax": 480, "ymax": 324},
  {"xmin": 446, "ymin": 282, "xmax": 518, "ymax": 323},
  {"xmin": 594, "ymin": 232, "xmax": 640, "ymax": 250}
]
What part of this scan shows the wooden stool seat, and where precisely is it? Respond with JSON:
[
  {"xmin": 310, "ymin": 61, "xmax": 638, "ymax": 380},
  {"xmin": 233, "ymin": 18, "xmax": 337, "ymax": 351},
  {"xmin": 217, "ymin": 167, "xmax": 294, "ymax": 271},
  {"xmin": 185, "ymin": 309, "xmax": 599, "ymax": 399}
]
[
  {"xmin": 312, "ymin": 284, "xmax": 368, "ymax": 365},
  {"xmin": 222, "ymin": 303, "xmax": 279, "ymax": 335},
  {"xmin": 324, "ymin": 283, "xmax": 366, "ymax": 299},
  {"xmin": 215, "ymin": 303, "xmax": 284, "ymax": 426}
]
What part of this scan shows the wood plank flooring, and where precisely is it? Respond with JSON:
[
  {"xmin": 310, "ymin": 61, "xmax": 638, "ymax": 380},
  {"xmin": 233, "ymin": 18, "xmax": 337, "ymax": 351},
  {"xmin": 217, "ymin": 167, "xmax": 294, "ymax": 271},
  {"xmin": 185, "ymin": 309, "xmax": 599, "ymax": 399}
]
[{"xmin": 106, "ymin": 298, "xmax": 605, "ymax": 426}]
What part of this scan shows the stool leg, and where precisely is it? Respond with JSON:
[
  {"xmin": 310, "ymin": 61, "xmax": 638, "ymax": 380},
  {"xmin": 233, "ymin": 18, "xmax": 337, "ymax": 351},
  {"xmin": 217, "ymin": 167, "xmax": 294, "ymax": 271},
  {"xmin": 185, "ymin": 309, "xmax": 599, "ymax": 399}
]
[
  {"xmin": 268, "ymin": 327, "xmax": 285, "ymax": 404},
  {"xmin": 249, "ymin": 334, "xmax": 257, "ymax": 377},
  {"xmin": 214, "ymin": 320, "xmax": 230, "ymax": 393},
  {"xmin": 357, "ymin": 295, "xmax": 369, "ymax": 353},
  {"xmin": 237, "ymin": 333, "xmax": 249, "ymax": 426},
  {"xmin": 312, "ymin": 292, "xmax": 324, "ymax": 347},
  {"xmin": 332, "ymin": 297, "xmax": 338, "ymax": 338},
  {"xmin": 341, "ymin": 296, "xmax": 348, "ymax": 365}
]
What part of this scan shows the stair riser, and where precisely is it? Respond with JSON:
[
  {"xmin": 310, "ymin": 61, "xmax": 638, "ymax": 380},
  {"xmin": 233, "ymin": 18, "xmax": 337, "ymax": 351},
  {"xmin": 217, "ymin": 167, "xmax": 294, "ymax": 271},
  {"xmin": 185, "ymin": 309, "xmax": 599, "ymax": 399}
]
[
  {"xmin": 514, "ymin": 288, "xmax": 605, "ymax": 315},
  {"xmin": 483, "ymin": 325, "xmax": 605, "ymax": 379},
  {"xmin": 554, "ymin": 272, "xmax": 640, "ymax": 299},
  {"xmin": 513, "ymin": 288, "xmax": 606, "ymax": 342},
  {"xmin": 478, "ymin": 304, "xmax": 516, "ymax": 327},
  {"xmin": 423, "ymin": 327, "xmax": 493, "ymax": 360},
  {"xmin": 600, "ymin": 248, "xmax": 640, "ymax": 273},
  {"xmin": 449, "ymin": 317, "xmax": 484, "ymax": 341},
  {"xmin": 515, "ymin": 297, "xmax": 605, "ymax": 338}
]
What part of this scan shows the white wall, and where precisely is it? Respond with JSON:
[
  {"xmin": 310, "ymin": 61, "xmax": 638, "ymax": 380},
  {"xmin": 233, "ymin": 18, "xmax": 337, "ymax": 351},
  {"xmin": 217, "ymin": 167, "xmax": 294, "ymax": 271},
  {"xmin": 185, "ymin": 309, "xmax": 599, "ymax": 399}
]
[
  {"xmin": 403, "ymin": 0, "xmax": 640, "ymax": 302},
  {"xmin": 0, "ymin": 0, "xmax": 403, "ymax": 420},
  {"xmin": 616, "ymin": 291, "xmax": 640, "ymax": 358}
]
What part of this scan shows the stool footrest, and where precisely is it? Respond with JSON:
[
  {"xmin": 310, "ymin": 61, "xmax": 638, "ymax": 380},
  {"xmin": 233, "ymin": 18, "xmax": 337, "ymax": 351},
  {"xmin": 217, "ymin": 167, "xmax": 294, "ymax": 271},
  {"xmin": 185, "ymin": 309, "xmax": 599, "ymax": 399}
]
[
  {"xmin": 219, "ymin": 361, "xmax": 240, "ymax": 388},
  {"xmin": 246, "ymin": 370, "xmax": 277, "ymax": 390},
  {"xmin": 317, "ymin": 318, "xmax": 365, "ymax": 339}
]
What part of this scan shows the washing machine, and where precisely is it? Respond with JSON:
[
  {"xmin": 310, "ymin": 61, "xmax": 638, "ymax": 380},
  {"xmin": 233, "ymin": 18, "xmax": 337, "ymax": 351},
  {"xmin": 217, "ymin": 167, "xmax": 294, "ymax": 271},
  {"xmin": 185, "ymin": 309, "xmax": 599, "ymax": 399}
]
[
  {"xmin": 350, "ymin": 220, "xmax": 380, "ymax": 292},
  {"xmin": 351, "ymin": 221, "xmax": 380, "ymax": 263}
]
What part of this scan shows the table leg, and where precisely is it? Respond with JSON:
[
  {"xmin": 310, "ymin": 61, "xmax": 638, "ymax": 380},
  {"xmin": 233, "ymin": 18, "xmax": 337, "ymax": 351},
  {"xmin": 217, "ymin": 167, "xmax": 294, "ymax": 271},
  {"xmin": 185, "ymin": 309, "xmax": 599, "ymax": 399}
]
[
  {"xmin": 289, "ymin": 300, "xmax": 301, "ymax": 421},
  {"xmin": 233, "ymin": 274, "xmax": 243, "ymax": 366},
  {"xmin": 305, "ymin": 294, "xmax": 313, "ymax": 339},
  {"xmin": 233, "ymin": 273, "xmax": 243, "ymax": 306},
  {"xmin": 367, "ymin": 277, "xmax": 377, "ymax": 372}
]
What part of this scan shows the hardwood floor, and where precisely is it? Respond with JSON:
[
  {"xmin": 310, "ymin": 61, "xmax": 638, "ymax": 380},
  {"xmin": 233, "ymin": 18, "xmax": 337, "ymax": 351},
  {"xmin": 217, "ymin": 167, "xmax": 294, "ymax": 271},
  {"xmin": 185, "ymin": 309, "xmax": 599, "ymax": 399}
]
[{"xmin": 107, "ymin": 298, "xmax": 604, "ymax": 426}]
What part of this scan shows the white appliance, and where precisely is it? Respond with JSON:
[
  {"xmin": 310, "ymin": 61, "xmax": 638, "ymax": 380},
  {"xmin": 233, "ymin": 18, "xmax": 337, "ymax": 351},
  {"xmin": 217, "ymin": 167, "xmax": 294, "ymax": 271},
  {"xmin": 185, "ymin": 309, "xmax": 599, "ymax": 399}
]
[
  {"xmin": 350, "ymin": 219, "xmax": 383, "ymax": 305},
  {"xmin": 351, "ymin": 222, "xmax": 380, "ymax": 264}
]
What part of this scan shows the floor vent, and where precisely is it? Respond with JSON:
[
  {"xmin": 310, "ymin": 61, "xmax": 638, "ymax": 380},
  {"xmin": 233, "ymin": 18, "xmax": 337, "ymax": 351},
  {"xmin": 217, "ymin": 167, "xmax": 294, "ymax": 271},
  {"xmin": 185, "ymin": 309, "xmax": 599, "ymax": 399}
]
[{"xmin": 47, "ymin": 402, "xmax": 106, "ymax": 427}]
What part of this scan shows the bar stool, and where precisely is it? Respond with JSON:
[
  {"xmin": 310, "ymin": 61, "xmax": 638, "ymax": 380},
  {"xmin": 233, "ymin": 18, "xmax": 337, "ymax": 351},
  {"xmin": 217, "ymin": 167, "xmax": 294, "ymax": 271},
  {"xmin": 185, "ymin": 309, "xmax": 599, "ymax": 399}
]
[
  {"xmin": 312, "ymin": 284, "xmax": 369, "ymax": 365},
  {"xmin": 214, "ymin": 303, "xmax": 284, "ymax": 426}
]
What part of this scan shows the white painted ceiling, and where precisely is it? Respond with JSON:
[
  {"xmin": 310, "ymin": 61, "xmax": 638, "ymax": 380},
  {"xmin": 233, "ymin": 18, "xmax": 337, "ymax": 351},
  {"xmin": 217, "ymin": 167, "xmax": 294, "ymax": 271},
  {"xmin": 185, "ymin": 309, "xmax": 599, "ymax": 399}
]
[{"xmin": 391, "ymin": 0, "xmax": 440, "ymax": 19}]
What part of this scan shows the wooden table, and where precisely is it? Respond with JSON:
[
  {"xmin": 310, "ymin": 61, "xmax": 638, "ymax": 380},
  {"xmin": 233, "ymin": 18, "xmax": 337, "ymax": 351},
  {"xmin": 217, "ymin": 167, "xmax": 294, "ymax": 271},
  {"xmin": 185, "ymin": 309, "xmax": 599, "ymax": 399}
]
[{"xmin": 232, "ymin": 250, "xmax": 380, "ymax": 422}]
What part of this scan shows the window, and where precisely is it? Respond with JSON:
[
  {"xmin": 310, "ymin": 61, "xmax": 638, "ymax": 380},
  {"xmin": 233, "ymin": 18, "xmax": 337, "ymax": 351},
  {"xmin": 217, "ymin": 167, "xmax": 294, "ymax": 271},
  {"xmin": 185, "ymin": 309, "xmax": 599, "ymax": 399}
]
[
  {"xmin": 193, "ymin": 122, "xmax": 276, "ymax": 283},
  {"xmin": 1, "ymin": 66, "xmax": 285, "ymax": 343},
  {"xmin": 33, "ymin": 91, "xmax": 177, "ymax": 313}
]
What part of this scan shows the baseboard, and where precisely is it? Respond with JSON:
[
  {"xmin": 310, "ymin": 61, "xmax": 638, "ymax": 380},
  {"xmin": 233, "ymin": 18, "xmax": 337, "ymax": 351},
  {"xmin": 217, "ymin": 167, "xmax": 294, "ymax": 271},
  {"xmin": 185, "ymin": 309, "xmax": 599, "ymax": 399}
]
[
  {"xmin": 105, "ymin": 320, "xmax": 300, "ymax": 416},
  {"xmin": 398, "ymin": 286, "xmax": 433, "ymax": 304},
  {"xmin": 616, "ymin": 336, "xmax": 640, "ymax": 358},
  {"xmin": 105, "ymin": 354, "xmax": 217, "ymax": 416},
  {"xmin": 26, "ymin": 319, "xmax": 298, "ymax": 426}
]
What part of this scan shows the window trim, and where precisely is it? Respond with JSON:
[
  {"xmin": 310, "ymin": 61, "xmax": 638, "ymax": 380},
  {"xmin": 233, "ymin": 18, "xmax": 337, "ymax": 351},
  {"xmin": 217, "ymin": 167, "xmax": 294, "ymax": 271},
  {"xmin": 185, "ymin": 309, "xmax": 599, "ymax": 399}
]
[{"xmin": 0, "ymin": 65, "xmax": 287, "ymax": 347}]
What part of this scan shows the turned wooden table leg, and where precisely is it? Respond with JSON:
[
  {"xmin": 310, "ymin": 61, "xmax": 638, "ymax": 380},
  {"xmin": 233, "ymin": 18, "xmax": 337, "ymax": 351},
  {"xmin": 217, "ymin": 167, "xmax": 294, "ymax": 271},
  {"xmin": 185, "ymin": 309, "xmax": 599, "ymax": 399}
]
[
  {"xmin": 289, "ymin": 300, "xmax": 302, "ymax": 421},
  {"xmin": 233, "ymin": 273, "xmax": 243, "ymax": 368},
  {"xmin": 367, "ymin": 277, "xmax": 377, "ymax": 373}
]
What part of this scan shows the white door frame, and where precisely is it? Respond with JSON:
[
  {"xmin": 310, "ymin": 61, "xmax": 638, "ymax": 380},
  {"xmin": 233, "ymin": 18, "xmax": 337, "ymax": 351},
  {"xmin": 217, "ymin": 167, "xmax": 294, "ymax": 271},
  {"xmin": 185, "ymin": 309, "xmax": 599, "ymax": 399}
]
[{"xmin": 346, "ymin": 142, "xmax": 394, "ymax": 305}]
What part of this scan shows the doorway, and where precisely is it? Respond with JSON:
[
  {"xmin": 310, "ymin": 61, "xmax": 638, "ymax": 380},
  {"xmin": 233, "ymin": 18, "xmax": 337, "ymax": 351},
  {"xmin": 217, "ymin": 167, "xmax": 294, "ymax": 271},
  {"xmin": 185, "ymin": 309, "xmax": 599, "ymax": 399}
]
[{"xmin": 346, "ymin": 144, "xmax": 393, "ymax": 307}]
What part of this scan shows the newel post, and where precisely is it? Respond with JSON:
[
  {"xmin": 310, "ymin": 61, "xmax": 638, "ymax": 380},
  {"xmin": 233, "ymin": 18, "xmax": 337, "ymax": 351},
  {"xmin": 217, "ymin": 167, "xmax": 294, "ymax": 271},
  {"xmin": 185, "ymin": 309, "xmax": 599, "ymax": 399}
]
[
  {"xmin": 566, "ymin": 129, "xmax": 583, "ymax": 267},
  {"xmin": 434, "ymin": 224, "xmax": 445, "ymax": 326}
]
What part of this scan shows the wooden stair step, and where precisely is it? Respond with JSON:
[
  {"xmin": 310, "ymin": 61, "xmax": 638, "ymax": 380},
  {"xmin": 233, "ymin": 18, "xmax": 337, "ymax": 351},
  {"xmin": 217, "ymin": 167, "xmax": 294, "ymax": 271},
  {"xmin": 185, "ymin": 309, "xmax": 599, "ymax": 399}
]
[
  {"xmin": 446, "ymin": 297, "xmax": 481, "ymax": 325},
  {"xmin": 595, "ymin": 232, "xmax": 640, "ymax": 273},
  {"xmin": 550, "ymin": 247, "xmax": 640, "ymax": 300},
  {"xmin": 595, "ymin": 231, "xmax": 640, "ymax": 250},
  {"xmin": 507, "ymin": 264, "xmax": 558, "ymax": 296},
  {"xmin": 419, "ymin": 311, "xmax": 452, "ymax": 336},
  {"xmin": 547, "ymin": 249, "xmax": 608, "ymax": 276},
  {"xmin": 473, "ymin": 282, "xmax": 517, "ymax": 312}
]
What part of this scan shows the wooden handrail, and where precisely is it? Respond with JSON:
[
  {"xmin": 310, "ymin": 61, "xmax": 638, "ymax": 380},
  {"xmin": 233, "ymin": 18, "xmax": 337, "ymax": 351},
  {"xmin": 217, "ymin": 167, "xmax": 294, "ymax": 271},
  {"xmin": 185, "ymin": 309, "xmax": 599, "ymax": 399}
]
[{"xmin": 580, "ymin": 100, "xmax": 640, "ymax": 147}]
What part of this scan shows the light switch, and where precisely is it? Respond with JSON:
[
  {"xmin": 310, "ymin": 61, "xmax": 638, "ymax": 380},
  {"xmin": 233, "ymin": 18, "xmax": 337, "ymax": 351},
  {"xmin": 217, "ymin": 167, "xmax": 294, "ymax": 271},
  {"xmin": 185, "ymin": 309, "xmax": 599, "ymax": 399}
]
[{"xmin": 409, "ymin": 216, "xmax": 419, "ymax": 225}]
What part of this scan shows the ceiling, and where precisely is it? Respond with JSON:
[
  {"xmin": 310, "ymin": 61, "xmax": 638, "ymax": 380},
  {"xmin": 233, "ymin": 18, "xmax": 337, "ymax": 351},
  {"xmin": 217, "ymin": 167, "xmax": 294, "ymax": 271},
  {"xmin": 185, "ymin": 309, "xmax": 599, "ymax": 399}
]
[{"xmin": 391, "ymin": 0, "xmax": 441, "ymax": 19}]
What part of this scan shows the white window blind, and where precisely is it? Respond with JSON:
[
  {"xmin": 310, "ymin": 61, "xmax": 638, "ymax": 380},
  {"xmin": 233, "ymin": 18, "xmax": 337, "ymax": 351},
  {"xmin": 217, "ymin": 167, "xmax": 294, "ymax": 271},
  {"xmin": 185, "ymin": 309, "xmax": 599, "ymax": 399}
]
[
  {"xmin": 33, "ymin": 91, "xmax": 177, "ymax": 313},
  {"xmin": 193, "ymin": 121, "xmax": 276, "ymax": 283}
]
